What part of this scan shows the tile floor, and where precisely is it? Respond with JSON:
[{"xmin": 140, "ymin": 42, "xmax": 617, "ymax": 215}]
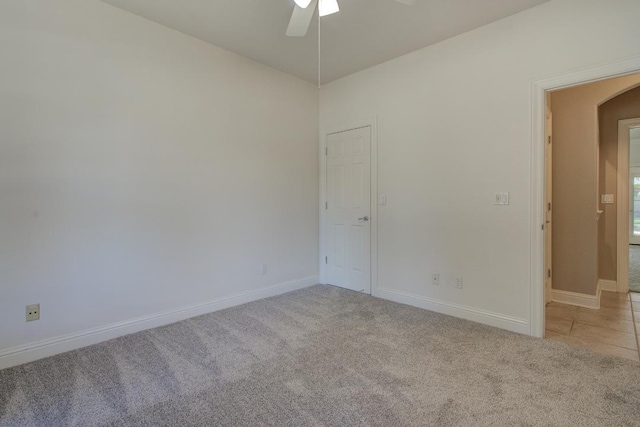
[{"xmin": 545, "ymin": 291, "xmax": 640, "ymax": 362}]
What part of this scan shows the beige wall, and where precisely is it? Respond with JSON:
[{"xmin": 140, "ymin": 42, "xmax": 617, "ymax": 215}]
[
  {"xmin": 549, "ymin": 75, "xmax": 640, "ymax": 295},
  {"xmin": 598, "ymin": 85, "xmax": 640, "ymax": 281}
]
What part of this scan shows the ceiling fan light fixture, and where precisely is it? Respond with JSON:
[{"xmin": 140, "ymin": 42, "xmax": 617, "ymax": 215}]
[
  {"xmin": 318, "ymin": 0, "xmax": 339, "ymax": 17},
  {"xmin": 294, "ymin": 0, "xmax": 313, "ymax": 8}
]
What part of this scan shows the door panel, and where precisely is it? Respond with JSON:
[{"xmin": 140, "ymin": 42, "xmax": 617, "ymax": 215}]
[{"xmin": 326, "ymin": 126, "xmax": 371, "ymax": 293}]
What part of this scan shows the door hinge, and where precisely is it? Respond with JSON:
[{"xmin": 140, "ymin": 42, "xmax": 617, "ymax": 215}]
[
  {"xmin": 547, "ymin": 269, "xmax": 552, "ymax": 278},
  {"xmin": 325, "ymin": 256, "xmax": 328, "ymax": 264},
  {"xmin": 325, "ymin": 202, "xmax": 328, "ymax": 209},
  {"xmin": 325, "ymin": 147, "xmax": 328, "ymax": 156},
  {"xmin": 548, "ymin": 136, "xmax": 552, "ymax": 144},
  {"xmin": 548, "ymin": 202, "xmax": 551, "ymax": 211},
  {"xmin": 541, "ymin": 223, "xmax": 545, "ymax": 230}
]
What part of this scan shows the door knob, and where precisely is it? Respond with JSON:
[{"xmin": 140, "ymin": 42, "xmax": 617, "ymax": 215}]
[{"xmin": 358, "ymin": 216, "xmax": 369, "ymax": 222}]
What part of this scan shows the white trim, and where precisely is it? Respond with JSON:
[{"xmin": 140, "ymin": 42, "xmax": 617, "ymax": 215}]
[
  {"xmin": 598, "ymin": 279, "xmax": 619, "ymax": 292},
  {"xmin": 377, "ymin": 288, "xmax": 530, "ymax": 335},
  {"xmin": 617, "ymin": 118, "xmax": 640, "ymax": 294},
  {"xmin": 551, "ymin": 288, "xmax": 600, "ymax": 309},
  {"xmin": 530, "ymin": 56, "xmax": 640, "ymax": 338},
  {"xmin": 0, "ymin": 276, "xmax": 318, "ymax": 370},
  {"xmin": 371, "ymin": 119, "xmax": 379, "ymax": 297},
  {"xmin": 319, "ymin": 118, "xmax": 378, "ymax": 296},
  {"xmin": 319, "ymin": 124, "xmax": 328, "ymax": 285}
]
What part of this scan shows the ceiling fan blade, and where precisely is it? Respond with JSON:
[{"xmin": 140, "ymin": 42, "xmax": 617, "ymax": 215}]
[
  {"xmin": 319, "ymin": 0, "xmax": 339, "ymax": 17},
  {"xmin": 286, "ymin": 0, "xmax": 318, "ymax": 37},
  {"xmin": 394, "ymin": 0, "xmax": 416, "ymax": 5}
]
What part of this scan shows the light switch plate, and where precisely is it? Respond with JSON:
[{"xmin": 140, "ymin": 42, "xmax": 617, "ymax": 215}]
[
  {"xmin": 494, "ymin": 192, "xmax": 509, "ymax": 205},
  {"xmin": 601, "ymin": 194, "xmax": 614, "ymax": 204}
]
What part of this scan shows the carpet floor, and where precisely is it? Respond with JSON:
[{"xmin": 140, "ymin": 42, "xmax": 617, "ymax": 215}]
[
  {"xmin": 630, "ymin": 245, "xmax": 640, "ymax": 293},
  {"xmin": 1, "ymin": 285, "xmax": 640, "ymax": 426}
]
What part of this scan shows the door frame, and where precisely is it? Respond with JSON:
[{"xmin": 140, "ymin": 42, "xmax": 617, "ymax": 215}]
[
  {"xmin": 530, "ymin": 56, "xmax": 640, "ymax": 338},
  {"xmin": 319, "ymin": 117, "xmax": 378, "ymax": 296},
  {"xmin": 617, "ymin": 118, "xmax": 640, "ymax": 293}
]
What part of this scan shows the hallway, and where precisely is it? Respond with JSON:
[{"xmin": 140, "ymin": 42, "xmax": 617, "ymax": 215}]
[
  {"xmin": 630, "ymin": 245, "xmax": 640, "ymax": 292},
  {"xmin": 546, "ymin": 291, "xmax": 640, "ymax": 362}
]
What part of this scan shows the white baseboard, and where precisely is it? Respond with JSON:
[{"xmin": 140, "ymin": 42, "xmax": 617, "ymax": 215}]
[
  {"xmin": 0, "ymin": 276, "xmax": 318, "ymax": 370},
  {"xmin": 376, "ymin": 288, "xmax": 530, "ymax": 335},
  {"xmin": 597, "ymin": 279, "xmax": 618, "ymax": 293},
  {"xmin": 551, "ymin": 288, "xmax": 600, "ymax": 309}
]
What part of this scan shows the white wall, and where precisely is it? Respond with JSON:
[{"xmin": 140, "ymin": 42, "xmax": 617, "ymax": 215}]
[
  {"xmin": 320, "ymin": 0, "xmax": 640, "ymax": 332},
  {"xmin": 0, "ymin": 0, "xmax": 319, "ymax": 364}
]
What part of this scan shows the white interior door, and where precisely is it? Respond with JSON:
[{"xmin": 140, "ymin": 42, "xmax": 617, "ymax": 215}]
[
  {"xmin": 544, "ymin": 104, "xmax": 553, "ymax": 304},
  {"xmin": 326, "ymin": 126, "xmax": 371, "ymax": 294}
]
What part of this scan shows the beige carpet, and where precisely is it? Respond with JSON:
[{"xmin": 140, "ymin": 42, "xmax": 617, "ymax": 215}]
[{"xmin": 1, "ymin": 285, "xmax": 640, "ymax": 426}]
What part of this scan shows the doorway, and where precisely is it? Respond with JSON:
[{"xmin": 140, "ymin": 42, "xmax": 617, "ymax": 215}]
[
  {"xmin": 539, "ymin": 75, "xmax": 640, "ymax": 361},
  {"xmin": 619, "ymin": 120, "xmax": 640, "ymax": 293},
  {"xmin": 324, "ymin": 125, "xmax": 372, "ymax": 294},
  {"xmin": 531, "ymin": 61, "xmax": 640, "ymax": 339}
]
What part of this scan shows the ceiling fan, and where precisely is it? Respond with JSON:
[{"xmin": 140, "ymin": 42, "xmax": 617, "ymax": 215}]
[{"xmin": 286, "ymin": 0, "xmax": 416, "ymax": 37}]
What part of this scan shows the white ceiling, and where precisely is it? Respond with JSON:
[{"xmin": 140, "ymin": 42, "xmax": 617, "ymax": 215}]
[{"xmin": 100, "ymin": 0, "xmax": 550, "ymax": 84}]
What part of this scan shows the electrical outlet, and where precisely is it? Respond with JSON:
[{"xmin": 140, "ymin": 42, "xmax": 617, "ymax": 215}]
[
  {"xmin": 26, "ymin": 304, "xmax": 40, "ymax": 322},
  {"xmin": 453, "ymin": 276, "xmax": 463, "ymax": 289},
  {"xmin": 431, "ymin": 273, "xmax": 439, "ymax": 286},
  {"xmin": 260, "ymin": 264, "xmax": 268, "ymax": 275}
]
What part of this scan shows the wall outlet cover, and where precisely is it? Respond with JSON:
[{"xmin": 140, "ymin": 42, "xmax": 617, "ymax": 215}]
[{"xmin": 26, "ymin": 304, "xmax": 40, "ymax": 322}]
